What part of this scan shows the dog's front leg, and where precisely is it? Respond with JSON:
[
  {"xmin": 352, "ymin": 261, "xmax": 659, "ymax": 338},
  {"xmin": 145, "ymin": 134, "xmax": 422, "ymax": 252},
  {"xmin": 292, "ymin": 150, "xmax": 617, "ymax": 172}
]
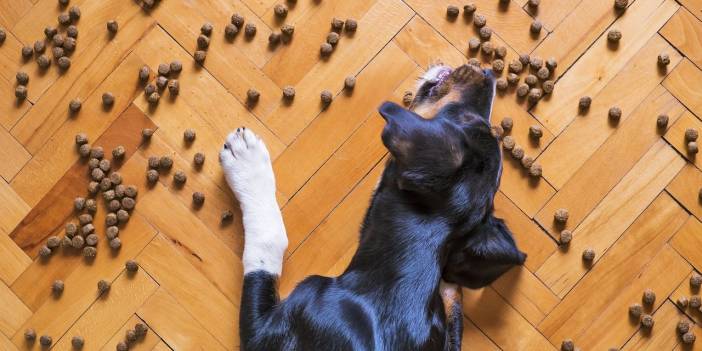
[{"xmin": 220, "ymin": 128, "xmax": 288, "ymax": 347}]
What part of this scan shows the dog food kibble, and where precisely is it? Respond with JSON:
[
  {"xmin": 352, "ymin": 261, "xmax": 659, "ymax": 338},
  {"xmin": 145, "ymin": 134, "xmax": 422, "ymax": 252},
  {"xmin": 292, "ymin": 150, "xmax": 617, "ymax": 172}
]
[
  {"xmin": 579, "ymin": 96, "xmax": 592, "ymax": 111},
  {"xmin": 561, "ymin": 339, "xmax": 575, "ymax": 351},
  {"xmin": 39, "ymin": 245, "xmax": 52, "ymax": 258},
  {"xmin": 221, "ymin": 209, "xmax": 234, "ymax": 223},
  {"xmin": 657, "ymin": 53, "xmax": 670, "ymax": 67},
  {"xmin": 608, "ymin": 107, "xmax": 622, "ymax": 122},
  {"xmin": 66, "ymin": 223, "xmax": 78, "ymax": 237},
  {"xmin": 320, "ymin": 90, "xmax": 333, "ymax": 105},
  {"xmin": 0, "ymin": 28, "xmax": 5, "ymax": 44},
  {"xmin": 112, "ymin": 146, "xmax": 126, "ymax": 160},
  {"xmin": 491, "ymin": 125, "xmax": 504, "ymax": 139},
  {"xmin": 156, "ymin": 76, "xmax": 168, "ymax": 90},
  {"xmin": 468, "ymin": 58, "xmax": 480, "ymax": 67},
  {"xmin": 529, "ymin": 125, "xmax": 543, "ymax": 140},
  {"xmin": 492, "ymin": 59, "xmax": 504, "ymax": 73},
  {"xmin": 468, "ymin": 37, "xmax": 480, "ymax": 51},
  {"xmin": 197, "ymin": 34, "xmax": 210, "ymax": 50},
  {"xmin": 58, "ymin": 12, "xmax": 72, "ymax": 26},
  {"xmin": 320, "ymin": 42, "xmax": 333, "ymax": 56},
  {"xmin": 691, "ymin": 273, "xmax": 702, "ymax": 289},
  {"xmin": 521, "ymin": 156, "xmax": 534, "ymax": 169},
  {"xmin": 525, "ymin": 75, "xmax": 538, "ymax": 87},
  {"xmin": 501, "ymin": 117, "xmax": 513, "ymax": 131},
  {"xmin": 68, "ymin": 5, "xmax": 81, "ymax": 20},
  {"xmin": 25, "ymin": 328, "xmax": 36, "ymax": 342},
  {"xmin": 344, "ymin": 18, "xmax": 358, "ymax": 33},
  {"xmin": 52, "ymin": 279, "xmax": 64, "ymax": 295},
  {"xmin": 628, "ymin": 303, "xmax": 643, "ymax": 319},
  {"xmin": 529, "ymin": 57, "xmax": 544, "ymax": 71},
  {"xmin": 159, "ymin": 156, "xmax": 174, "ymax": 170},
  {"xmin": 146, "ymin": 156, "xmax": 160, "ymax": 169},
  {"xmin": 685, "ymin": 128, "xmax": 699, "ymax": 142},
  {"xmin": 607, "ymin": 29, "xmax": 622, "ymax": 43},
  {"xmin": 691, "ymin": 296, "xmax": 702, "ymax": 309},
  {"xmin": 677, "ymin": 296, "xmax": 689, "ymax": 308},
  {"xmin": 66, "ymin": 24, "xmax": 78, "ymax": 38},
  {"xmin": 655, "ymin": 114, "xmax": 669, "ymax": 129},
  {"xmin": 344, "ymin": 76, "xmax": 356, "ymax": 91},
  {"xmin": 109, "ymin": 237, "xmax": 121, "ymax": 250},
  {"xmin": 246, "ymin": 89, "xmax": 260, "ymax": 104},
  {"xmin": 640, "ymin": 314, "xmax": 654, "ymax": 329},
  {"xmin": 71, "ymin": 336, "xmax": 84, "ymax": 349},
  {"xmin": 331, "ymin": 17, "xmax": 344, "ymax": 32},
  {"xmin": 193, "ymin": 152, "xmax": 205, "ymax": 166},
  {"xmin": 86, "ymin": 199, "xmax": 97, "ymax": 213},
  {"xmin": 78, "ymin": 213, "xmax": 93, "ymax": 225},
  {"xmin": 67, "ymin": 98, "xmax": 83, "ymax": 114},
  {"xmin": 473, "ymin": 14, "xmax": 486, "ymax": 28},
  {"xmin": 74, "ymin": 196, "xmax": 86, "ymax": 211},
  {"xmin": 479, "ymin": 27, "xmax": 492, "ymax": 41},
  {"xmin": 554, "ymin": 208, "xmax": 569, "ymax": 223},
  {"xmin": 106, "ymin": 20, "xmax": 119, "ymax": 35},
  {"xmin": 194, "ymin": 50, "xmax": 207, "ymax": 63},
  {"xmin": 123, "ymin": 260, "xmax": 139, "ymax": 274},
  {"xmin": 614, "ymin": 0, "xmax": 628, "ymax": 10},
  {"xmin": 117, "ymin": 209, "xmax": 130, "ymax": 223},
  {"xmin": 402, "ymin": 91, "xmax": 413, "ymax": 106},
  {"xmin": 463, "ymin": 3, "xmax": 477, "ymax": 15},
  {"xmin": 530, "ymin": 20, "xmax": 542, "ymax": 35},
  {"xmin": 15, "ymin": 85, "xmax": 28, "ymax": 100},
  {"xmin": 79, "ymin": 145, "xmax": 91, "ymax": 159},
  {"xmin": 496, "ymin": 78, "xmax": 508, "ymax": 91},
  {"xmin": 511, "ymin": 145, "xmax": 525, "ymax": 160},
  {"xmin": 508, "ymin": 59, "xmax": 524, "ymax": 74},
  {"xmin": 537, "ymin": 67, "xmax": 550, "ymax": 80},
  {"xmin": 283, "ymin": 86, "xmax": 296, "ymax": 100},
  {"xmin": 582, "ymin": 248, "xmax": 596, "ymax": 261},
  {"xmin": 88, "ymin": 181, "xmax": 99, "ymax": 195},
  {"xmin": 63, "ymin": 37, "xmax": 76, "ymax": 52},
  {"xmin": 529, "ymin": 163, "xmax": 542, "ymax": 177},
  {"xmin": 495, "ymin": 46, "xmax": 507, "ymax": 59},
  {"xmin": 33, "ymin": 40, "xmax": 46, "ymax": 55},
  {"xmin": 126, "ymin": 329, "xmax": 137, "ymax": 344},
  {"xmin": 21, "ymin": 45, "xmax": 33, "ymax": 59},
  {"xmin": 105, "ymin": 226, "xmax": 119, "ymax": 241},
  {"xmin": 224, "ymin": 23, "xmax": 239, "ymax": 39},
  {"xmin": 528, "ymin": 89, "xmax": 543, "ymax": 103},
  {"xmin": 678, "ymin": 320, "xmax": 691, "ymax": 334},
  {"xmin": 481, "ymin": 41, "xmax": 493, "ymax": 55},
  {"xmin": 541, "ymin": 80, "xmax": 554, "ymax": 94},
  {"xmin": 244, "ymin": 23, "xmax": 257, "ymax": 38},
  {"xmin": 135, "ymin": 322, "xmax": 148, "ymax": 337},
  {"xmin": 57, "ymin": 56, "xmax": 71, "ymax": 70},
  {"xmin": 40, "ymin": 335, "xmax": 53, "ymax": 347},
  {"xmin": 145, "ymin": 169, "xmax": 159, "ymax": 184},
  {"xmin": 183, "ymin": 128, "xmax": 196, "ymax": 142},
  {"xmin": 82, "ymin": 224, "xmax": 95, "ymax": 236},
  {"xmin": 326, "ymin": 31, "xmax": 340, "ymax": 46},
  {"xmin": 116, "ymin": 341, "xmax": 128, "ymax": 351},
  {"xmin": 97, "ymin": 279, "xmax": 111, "ymax": 295},
  {"xmin": 446, "ymin": 5, "xmax": 460, "ymax": 18},
  {"xmin": 274, "ymin": 4, "xmax": 288, "ymax": 18},
  {"xmin": 683, "ymin": 332, "xmax": 697, "ymax": 344},
  {"xmin": 121, "ymin": 197, "xmax": 136, "ymax": 211},
  {"xmin": 47, "ymin": 235, "xmax": 61, "ymax": 249},
  {"xmin": 516, "ymin": 83, "xmax": 529, "ymax": 98},
  {"xmin": 230, "ymin": 13, "xmax": 245, "ymax": 29},
  {"xmin": 16, "ymin": 71, "xmax": 29, "ymax": 86},
  {"xmin": 102, "ymin": 92, "xmax": 115, "ymax": 107},
  {"xmin": 688, "ymin": 142, "xmax": 699, "ymax": 154},
  {"xmin": 100, "ymin": 178, "xmax": 113, "ymax": 192},
  {"xmin": 642, "ymin": 289, "xmax": 656, "ymax": 305},
  {"xmin": 85, "ymin": 234, "xmax": 98, "ymax": 246},
  {"xmin": 157, "ymin": 63, "xmax": 170, "ymax": 77},
  {"xmin": 99, "ymin": 159, "xmax": 111, "ymax": 172},
  {"xmin": 502, "ymin": 136, "xmax": 515, "ymax": 150},
  {"xmin": 125, "ymin": 185, "xmax": 138, "ymax": 198},
  {"xmin": 173, "ymin": 170, "xmax": 187, "ymax": 184},
  {"xmin": 193, "ymin": 191, "xmax": 205, "ymax": 206},
  {"xmin": 281, "ymin": 24, "xmax": 295, "ymax": 38},
  {"xmin": 199, "ymin": 22, "xmax": 213, "ymax": 37},
  {"xmin": 106, "ymin": 213, "xmax": 118, "ymax": 227},
  {"xmin": 268, "ymin": 32, "xmax": 282, "ymax": 46}
]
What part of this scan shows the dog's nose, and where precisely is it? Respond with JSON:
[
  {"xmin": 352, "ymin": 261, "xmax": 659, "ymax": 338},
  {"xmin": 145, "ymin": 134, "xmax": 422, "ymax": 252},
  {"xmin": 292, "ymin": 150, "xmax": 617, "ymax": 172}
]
[{"xmin": 482, "ymin": 68, "xmax": 495, "ymax": 80}]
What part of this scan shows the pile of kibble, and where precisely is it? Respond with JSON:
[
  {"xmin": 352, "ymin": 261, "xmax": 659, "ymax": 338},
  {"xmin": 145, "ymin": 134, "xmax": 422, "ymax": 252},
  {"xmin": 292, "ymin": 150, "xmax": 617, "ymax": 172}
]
[{"xmin": 139, "ymin": 60, "xmax": 181, "ymax": 105}]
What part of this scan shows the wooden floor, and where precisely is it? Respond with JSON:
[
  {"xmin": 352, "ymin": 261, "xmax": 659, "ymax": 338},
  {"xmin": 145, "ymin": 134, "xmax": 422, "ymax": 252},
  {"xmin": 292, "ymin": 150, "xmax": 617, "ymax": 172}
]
[{"xmin": 1, "ymin": 0, "xmax": 702, "ymax": 349}]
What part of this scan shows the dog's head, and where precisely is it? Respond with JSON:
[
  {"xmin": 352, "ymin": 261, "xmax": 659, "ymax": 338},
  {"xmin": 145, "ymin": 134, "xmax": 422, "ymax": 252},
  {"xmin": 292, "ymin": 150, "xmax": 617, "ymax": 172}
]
[{"xmin": 378, "ymin": 64, "xmax": 525, "ymax": 289}]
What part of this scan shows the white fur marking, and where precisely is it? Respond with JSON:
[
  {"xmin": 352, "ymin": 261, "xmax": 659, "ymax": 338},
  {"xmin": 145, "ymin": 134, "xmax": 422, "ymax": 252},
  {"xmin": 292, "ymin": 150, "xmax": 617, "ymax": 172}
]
[
  {"xmin": 220, "ymin": 128, "xmax": 288, "ymax": 276},
  {"xmin": 417, "ymin": 64, "xmax": 450, "ymax": 90}
]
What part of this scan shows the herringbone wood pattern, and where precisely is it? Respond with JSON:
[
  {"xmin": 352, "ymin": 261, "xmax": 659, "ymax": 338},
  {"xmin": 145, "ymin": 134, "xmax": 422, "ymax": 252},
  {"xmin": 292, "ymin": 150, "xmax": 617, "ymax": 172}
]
[{"xmin": 1, "ymin": 0, "xmax": 702, "ymax": 349}]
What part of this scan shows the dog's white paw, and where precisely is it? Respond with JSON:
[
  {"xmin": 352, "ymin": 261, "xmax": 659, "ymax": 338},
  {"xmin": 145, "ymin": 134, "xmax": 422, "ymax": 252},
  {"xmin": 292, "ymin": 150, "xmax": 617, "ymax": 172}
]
[{"xmin": 220, "ymin": 128, "xmax": 275, "ymax": 207}]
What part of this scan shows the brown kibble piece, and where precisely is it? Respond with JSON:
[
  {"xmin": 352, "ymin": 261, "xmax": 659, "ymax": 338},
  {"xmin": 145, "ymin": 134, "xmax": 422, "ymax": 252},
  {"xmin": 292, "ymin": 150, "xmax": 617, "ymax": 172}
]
[
  {"xmin": 71, "ymin": 336, "xmax": 84, "ymax": 349},
  {"xmin": 481, "ymin": 41, "xmax": 493, "ymax": 55},
  {"xmin": 201, "ymin": 22, "xmax": 213, "ymax": 36},
  {"xmin": 326, "ymin": 31, "xmax": 340, "ymax": 46},
  {"xmin": 501, "ymin": 117, "xmax": 513, "ymax": 131},
  {"xmin": 126, "ymin": 260, "xmax": 138, "ymax": 273},
  {"xmin": 656, "ymin": 114, "xmax": 669, "ymax": 129},
  {"xmin": 628, "ymin": 303, "xmax": 643, "ymax": 318},
  {"xmin": 320, "ymin": 42, "xmax": 333, "ymax": 56},
  {"xmin": 491, "ymin": 125, "xmax": 503, "ymax": 139},
  {"xmin": 194, "ymin": 50, "xmax": 207, "ymax": 63},
  {"xmin": 197, "ymin": 34, "xmax": 210, "ymax": 49},
  {"xmin": 157, "ymin": 63, "xmax": 170, "ymax": 77},
  {"xmin": 521, "ymin": 156, "xmax": 534, "ymax": 169},
  {"xmin": 554, "ymin": 208, "xmax": 569, "ymax": 223},
  {"xmin": 492, "ymin": 59, "xmax": 504, "ymax": 73},
  {"xmin": 184, "ymin": 128, "xmax": 196, "ymax": 142},
  {"xmin": 40, "ymin": 335, "xmax": 52, "ymax": 347},
  {"xmin": 74, "ymin": 196, "xmax": 86, "ymax": 211},
  {"xmin": 146, "ymin": 169, "xmax": 159, "ymax": 183},
  {"xmin": 221, "ymin": 209, "xmax": 234, "ymax": 222},
  {"xmin": 47, "ymin": 236, "xmax": 61, "ymax": 249},
  {"xmin": 464, "ymin": 4, "xmax": 476, "ymax": 15},
  {"xmin": 511, "ymin": 145, "xmax": 525, "ymax": 160},
  {"xmin": 614, "ymin": 0, "xmax": 628, "ymax": 10},
  {"xmin": 691, "ymin": 273, "xmax": 702, "ymax": 289},
  {"xmin": 528, "ymin": 163, "xmax": 542, "ymax": 177},
  {"xmin": 68, "ymin": 5, "xmax": 80, "ymax": 20},
  {"xmin": 57, "ymin": 56, "xmax": 71, "ymax": 70},
  {"xmin": 607, "ymin": 29, "xmax": 622, "ymax": 43},
  {"xmin": 148, "ymin": 156, "xmax": 160, "ymax": 169},
  {"xmin": 106, "ymin": 226, "xmax": 119, "ymax": 240},
  {"xmin": 117, "ymin": 209, "xmax": 130, "ymax": 223},
  {"xmin": 559, "ymin": 230, "xmax": 572, "ymax": 245},
  {"xmin": 160, "ymin": 156, "xmax": 173, "ymax": 170},
  {"xmin": 52, "ymin": 34, "xmax": 65, "ymax": 47},
  {"xmin": 579, "ymin": 96, "xmax": 592, "ymax": 111},
  {"xmin": 52, "ymin": 279, "xmax": 64, "ymax": 295},
  {"xmin": 473, "ymin": 14, "xmax": 486, "ymax": 28},
  {"xmin": 542, "ymin": 80, "xmax": 555, "ymax": 94},
  {"xmin": 83, "ymin": 246, "xmax": 96, "ymax": 258},
  {"xmin": 582, "ymin": 248, "xmax": 596, "ymax": 261},
  {"xmin": 677, "ymin": 296, "xmax": 689, "ymax": 308},
  {"xmin": 97, "ymin": 279, "xmax": 110, "ymax": 295},
  {"xmin": 344, "ymin": 76, "xmax": 356, "ymax": 91},
  {"xmin": 479, "ymin": 27, "xmax": 492, "ymax": 41},
  {"xmin": 495, "ymin": 78, "xmax": 508, "ymax": 91},
  {"xmin": 39, "ymin": 245, "xmax": 52, "ymax": 258},
  {"xmin": 495, "ymin": 46, "xmax": 507, "ymax": 59},
  {"xmin": 657, "ymin": 53, "xmax": 670, "ymax": 66},
  {"xmin": 640, "ymin": 314, "xmax": 654, "ymax": 329},
  {"xmin": 608, "ymin": 107, "xmax": 622, "ymax": 122},
  {"xmin": 468, "ymin": 37, "xmax": 480, "ymax": 51},
  {"xmin": 685, "ymin": 128, "xmax": 699, "ymax": 142},
  {"xmin": 508, "ymin": 59, "xmax": 523, "ymax": 74},
  {"xmin": 331, "ymin": 17, "xmax": 344, "ymax": 31},
  {"xmin": 402, "ymin": 91, "xmax": 413, "ymax": 106},
  {"xmin": 320, "ymin": 90, "xmax": 333, "ymax": 105},
  {"xmin": 283, "ymin": 86, "xmax": 296, "ymax": 100},
  {"xmin": 66, "ymin": 223, "xmax": 78, "ymax": 237},
  {"xmin": 16, "ymin": 71, "xmax": 29, "ymax": 86},
  {"xmin": 121, "ymin": 197, "xmax": 135, "ymax": 210},
  {"xmin": 109, "ymin": 237, "xmax": 121, "ymax": 250},
  {"xmin": 528, "ymin": 88, "xmax": 542, "ymax": 103},
  {"xmin": 536, "ymin": 67, "xmax": 550, "ymax": 80},
  {"xmin": 193, "ymin": 191, "xmax": 205, "ymax": 206},
  {"xmin": 147, "ymin": 91, "xmax": 160, "ymax": 105},
  {"xmin": 678, "ymin": 320, "xmax": 691, "ymax": 334},
  {"xmin": 561, "ymin": 339, "xmax": 574, "ymax": 351},
  {"xmin": 446, "ymin": 5, "xmax": 459, "ymax": 18},
  {"xmin": 691, "ymin": 296, "xmax": 702, "ymax": 309},
  {"xmin": 85, "ymin": 234, "xmax": 98, "ymax": 246},
  {"xmin": 102, "ymin": 92, "xmax": 115, "ymax": 107},
  {"xmin": 683, "ymin": 332, "xmax": 696, "ymax": 345},
  {"xmin": 58, "ymin": 12, "xmax": 71, "ymax": 26},
  {"xmin": 529, "ymin": 56, "xmax": 543, "ymax": 70},
  {"xmin": 247, "ymin": 88, "xmax": 260, "ymax": 104},
  {"xmin": 530, "ymin": 20, "xmax": 542, "ymax": 34},
  {"xmin": 244, "ymin": 23, "xmax": 257, "ymax": 37},
  {"xmin": 642, "ymin": 288, "xmax": 655, "ymax": 305},
  {"xmin": 528, "ymin": 0, "xmax": 540, "ymax": 7},
  {"xmin": 15, "ymin": 85, "xmax": 28, "ymax": 101},
  {"xmin": 117, "ymin": 341, "xmax": 128, "ymax": 351},
  {"xmin": 502, "ymin": 136, "xmax": 515, "ymax": 150},
  {"xmin": 516, "ymin": 83, "xmax": 529, "ymax": 97},
  {"xmin": 192, "ymin": 152, "xmax": 205, "ymax": 167},
  {"xmin": 135, "ymin": 322, "xmax": 148, "ymax": 337},
  {"xmin": 25, "ymin": 328, "xmax": 36, "ymax": 342},
  {"xmin": 689, "ymin": 141, "xmax": 699, "ymax": 154},
  {"xmin": 525, "ymin": 75, "xmax": 538, "ymax": 87},
  {"xmin": 344, "ymin": 19, "xmax": 357, "ymax": 32},
  {"xmin": 173, "ymin": 170, "xmax": 187, "ymax": 184},
  {"xmin": 274, "ymin": 4, "xmax": 288, "ymax": 18},
  {"xmin": 33, "ymin": 40, "xmax": 45, "ymax": 54},
  {"xmin": 78, "ymin": 213, "xmax": 93, "ymax": 225},
  {"xmin": 231, "ymin": 13, "xmax": 245, "ymax": 28},
  {"xmin": 281, "ymin": 24, "xmax": 295, "ymax": 39},
  {"xmin": 106, "ymin": 20, "xmax": 118, "ymax": 34}
]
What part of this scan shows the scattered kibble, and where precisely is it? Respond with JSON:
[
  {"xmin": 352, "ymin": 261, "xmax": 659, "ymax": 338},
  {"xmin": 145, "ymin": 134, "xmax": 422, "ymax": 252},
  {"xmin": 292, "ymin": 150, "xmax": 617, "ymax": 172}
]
[
  {"xmin": 244, "ymin": 23, "xmax": 257, "ymax": 37},
  {"xmin": 40, "ymin": 335, "xmax": 52, "ymax": 347},
  {"xmin": 33, "ymin": 40, "xmax": 46, "ymax": 55},
  {"xmin": 608, "ymin": 107, "xmax": 622, "ymax": 122},
  {"xmin": 231, "ymin": 13, "xmax": 245, "ymax": 28},
  {"xmin": 642, "ymin": 289, "xmax": 656, "ymax": 305},
  {"xmin": 283, "ymin": 85, "xmax": 296, "ymax": 100},
  {"xmin": 68, "ymin": 5, "xmax": 81, "ymax": 21},
  {"xmin": 690, "ymin": 296, "xmax": 701, "ymax": 309},
  {"xmin": 529, "ymin": 56, "xmax": 543, "ymax": 70},
  {"xmin": 479, "ymin": 27, "xmax": 492, "ymax": 41},
  {"xmin": 473, "ymin": 14, "xmax": 486, "ymax": 28},
  {"xmin": 15, "ymin": 85, "xmax": 28, "ymax": 100},
  {"xmin": 167, "ymin": 80, "xmax": 180, "ymax": 96},
  {"xmin": 495, "ymin": 46, "xmax": 507, "ymax": 59},
  {"xmin": 543, "ymin": 80, "xmax": 555, "ymax": 94},
  {"xmin": 629, "ymin": 303, "xmax": 643, "ymax": 318},
  {"xmin": 117, "ymin": 341, "xmax": 128, "ymax": 351},
  {"xmin": 69, "ymin": 99, "xmax": 82, "ymax": 113},
  {"xmin": 193, "ymin": 191, "xmax": 205, "ymax": 206},
  {"xmin": 530, "ymin": 20, "xmax": 542, "ymax": 35},
  {"xmin": 148, "ymin": 156, "xmax": 160, "ymax": 169},
  {"xmin": 78, "ymin": 213, "xmax": 93, "ymax": 225},
  {"xmin": 344, "ymin": 76, "xmax": 356, "ymax": 91},
  {"xmin": 491, "ymin": 125, "xmax": 504, "ymax": 139},
  {"xmin": 579, "ymin": 96, "xmax": 592, "ymax": 111},
  {"xmin": 685, "ymin": 128, "xmax": 699, "ymax": 142},
  {"xmin": 71, "ymin": 336, "xmax": 84, "ymax": 349},
  {"xmin": 559, "ymin": 230, "xmax": 572, "ymax": 245},
  {"xmin": 74, "ymin": 196, "xmax": 86, "ymax": 211},
  {"xmin": 160, "ymin": 156, "xmax": 173, "ymax": 170},
  {"xmin": 607, "ymin": 29, "xmax": 622, "ymax": 43},
  {"xmin": 683, "ymin": 332, "xmax": 696, "ymax": 345},
  {"xmin": 274, "ymin": 4, "xmax": 288, "ymax": 18},
  {"xmin": 109, "ymin": 237, "xmax": 121, "ymax": 250},
  {"xmin": 112, "ymin": 146, "xmax": 126, "ymax": 160},
  {"xmin": 156, "ymin": 76, "xmax": 168, "ymax": 90},
  {"xmin": 125, "ymin": 260, "xmax": 138, "ymax": 273},
  {"xmin": 496, "ymin": 78, "xmax": 508, "ymax": 91},
  {"xmin": 492, "ymin": 59, "xmax": 504, "ymax": 73},
  {"xmin": 106, "ymin": 226, "xmax": 119, "ymax": 240},
  {"xmin": 320, "ymin": 90, "xmax": 333, "ymax": 105},
  {"xmin": 173, "ymin": 170, "xmax": 187, "ymax": 184},
  {"xmin": 327, "ymin": 31, "xmax": 340, "ymax": 46},
  {"xmin": 83, "ymin": 246, "xmax": 97, "ymax": 258},
  {"xmin": 157, "ymin": 63, "xmax": 170, "ymax": 77},
  {"xmin": 508, "ymin": 59, "xmax": 523, "ymax": 74},
  {"xmin": 86, "ymin": 199, "xmax": 97, "ymax": 213},
  {"xmin": 402, "ymin": 91, "xmax": 413, "ymax": 106},
  {"xmin": 511, "ymin": 145, "xmax": 525, "ymax": 160},
  {"xmin": 194, "ymin": 50, "xmax": 207, "ymax": 63},
  {"xmin": 521, "ymin": 156, "xmax": 534, "ymax": 169},
  {"xmin": 582, "ymin": 248, "xmax": 596, "ymax": 262},
  {"xmin": 22, "ymin": 45, "xmax": 34, "ymax": 59},
  {"xmin": 658, "ymin": 53, "xmax": 670, "ymax": 66},
  {"xmin": 554, "ymin": 208, "xmax": 569, "ymax": 223},
  {"xmin": 678, "ymin": 320, "xmax": 691, "ymax": 334},
  {"xmin": 67, "ymin": 25, "xmax": 78, "ymax": 38},
  {"xmin": 85, "ymin": 233, "xmax": 98, "ymax": 246},
  {"xmin": 247, "ymin": 88, "xmax": 260, "ymax": 104},
  {"xmin": 656, "ymin": 114, "xmax": 669, "ymax": 129},
  {"xmin": 39, "ymin": 245, "xmax": 52, "ymax": 258},
  {"xmin": 102, "ymin": 92, "xmax": 115, "ymax": 107},
  {"xmin": 446, "ymin": 5, "xmax": 459, "ymax": 18},
  {"xmin": 528, "ymin": 0, "xmax": 540, "ymax": 7},
  {"xmin": 468, "ymin": 37, "xmax": 480, "ymax": 52},
  {"xmin": 691, "ymin": 273, "xmax": 702, "ymax": 289},
  {"xmin": 536, "ymin": 67, "xmax": 550, "ymax": 80},
  {"xmin": 528, "ymin": 88, "xmax": 542, "ymax": 103},
  {"xmin": 221, "ymin": 210, "xmax": 234, "ymax": 223},
  {"xmin": 201, "ymin": 22, "xmax": 213, "ymax": 37},
  {"xmin": 345, "ymin": 19, "xmax": 357, "ymax": 33},
  {"xmin": 97, "ymin": 279, "xmax": 111, "ymax": 295},
  {"xmin": 58, "ymin": 12, "xmax": 72, "ymax": 26},
  {"xmin": 561, "ymin": 339, "xmax": 575, "ymax": 351},
  {"xmin": 529, "ymin": 163, "xmax": 542, "ymax": 177},
  {"xmin": 57, "ymin": 56, "xmax": 71, "ymax": 70},
  {"xmin": 614, "ymin": 0, "xmax": 628, "ymax": 10},
  {"xmin": 525, "ymin": 75, "xmax": 538, "ymax": 87},
  {"xmin": 640, "ymin": 314, "xmax": 654, "ymax": 329},
  {"xmin": 106, "ymin": 20, "xmax": 118, "ymax": 34},
  {"xmin": 52, "ymin": 280, "xmax": 64, "ymax": 295},
  {"xmin": 481, "ymin": 41, "xmax": 493, "ymax": 55},
  {"xmin": 331, "ymin": 17, "xmax": 344, "ymax": 32},
  {"xmin": 47, "ymin": 236, "xmax": 61, "ymax": 249},
  {"xmin": 516, "ymin": 83, "xmax": 529, "ymax": 97},
  {"xmin": 268, "ymin": 32, "xmax": 282, "ymax": 45},
  {"xmin": 320, "ymin": 42, "xmax": 333, "ymax": 56},
  {"xmin": 135, "ymin": 322, "xmax": 148, "ymax": 337},
  {"xmin": 677, "ymin": 296, "xmax": 689, "ymax": 308},
  {"xmin": 184, "ymin": 128, "xmax": 196, "ymax": 142},
  {"xmin": 146, "ymin": 169, "xmax": 159, "ymax": 183},
  {"xmin": 24, "ymin": 328, "xmax": 36, "ymax": 342},
  {"xmin": 64, "ymin": 37, "xmax": 76, "ymax": 52}
]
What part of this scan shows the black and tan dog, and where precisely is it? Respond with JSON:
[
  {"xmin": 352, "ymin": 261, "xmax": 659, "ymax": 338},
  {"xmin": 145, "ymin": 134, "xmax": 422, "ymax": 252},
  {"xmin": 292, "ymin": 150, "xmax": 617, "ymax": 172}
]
[{"xmin": 219, "ymin": 63, "xmax": 526, "ymax": 351}]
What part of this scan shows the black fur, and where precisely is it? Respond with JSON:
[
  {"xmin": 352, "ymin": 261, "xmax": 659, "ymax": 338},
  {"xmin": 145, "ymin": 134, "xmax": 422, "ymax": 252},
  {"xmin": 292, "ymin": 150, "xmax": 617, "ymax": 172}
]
[{"xmin": 240, "ymin": 66, "xmax": 525, "ymax": 350}]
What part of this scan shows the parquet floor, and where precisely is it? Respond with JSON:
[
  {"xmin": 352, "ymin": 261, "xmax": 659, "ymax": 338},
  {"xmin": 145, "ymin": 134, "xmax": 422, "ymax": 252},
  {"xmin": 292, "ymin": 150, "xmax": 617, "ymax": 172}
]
[{"xmin": 1, "ymin": 0, "xmax": 702, "ymax": 349}]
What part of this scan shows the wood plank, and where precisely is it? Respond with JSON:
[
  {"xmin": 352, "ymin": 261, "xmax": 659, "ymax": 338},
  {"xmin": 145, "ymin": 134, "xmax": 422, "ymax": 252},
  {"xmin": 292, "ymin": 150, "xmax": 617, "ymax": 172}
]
[
  {"xmin": 536, "ymin": 141, "xmax": 686, "ymax": 297},
  {"xmin": 137, "ymin": 234, "xmax": 237, "ymax": 348},
  {"xmin": 0, "ymin": 66, "xmax": 31, "ymax": 131},
  {"xmin": 535, "ymin": 86, "xmax": 685, "ymax": 237},
  {"xmin": 0, "ymin": 123, "xmax": 30, "ymax": 181},
  {"xmin": 498, "ymin": 149, "xmax": 556, "ymax": 218},
  {"xmin": 137, "ymin": 288, "xmax": 227, "ymax": 351},
  {"xmin": 463, "ymin": 287, "xmax": 556, "ymax": 351},
  {"xmin": 532, "ymin": 0, "xmax": 680, "ymax": 134},
  {"xmin": 0, "ymin": 280, "xmax": 31, "ymax": 339},
  {"xmin": 0, "ymin": 332, "xmax": 17, "ymax": 351},
  {"xmin": 664, "ymin": 110, "xmax": 702, "ymax": 168},
  {"xmin": 493, "ymin": 192, "xmax": 555, "ymax": 272},
  {"xmin": 537, "ymin": 36, "xmax": 683, "ymax": 189},
  {"xmin": 491, "ymin": 266, "xmax": 559, "ymax": 326},
  {"xmin": 622, "ymin": 301, "xmax": 692, "ymax": 351},
  {"xmin": 0, "ymin": 0, "xmax": 31, "ymax": 29},
  {"xmin": 524, "ymin": 0, "xmax": 584, "ymax": 31},
  {"xmin": 273, "ymin": 42, "xmax": 415, "ymax": 199},
  {"xmin": 663, "ymin": 59, "xmax": 702, "ymax": 117},
  {"xmin": 538, "ymin": 192, "xmax": 689, "ymax": 340},
  {"xmin": 9, "ymin": 210, "xmax": 157, "ymax": 349},
  {"xmin": 573, "ymin": 245, "xmax": 690, "ymax": 349},
  {"xmin": 462, "ymin": 316, "xmax": 499, "ymax": 351},
  {"xmin": 0, "ymin": 227, "xmax": 30, "ymax": 286},
  {"xmin": 101, "ymin": 315, "xmax": 161, "ymax": 351},
  {"xmin": 660, "ymin": 8, "xmax": 702, "ymax": 69},
  {"xmin": 261, "ymin": 0, "xmax": 414, "ymax": 144},
  {"xmin": 677, "ymin": 0, "xmax": 702, "ymax": 21},
  {"xmin": 667, "ymin": 164, "xmax": 702, "ymax": 222},
  {"xmin": 10, "ymin": 104, "xmax": 154, "ymax": 256},
  {"xmin": 670, "ymin": 216, "xmax": 702, "ymax": 273},
  {"xmin": 670, "ymin": 270, "xmax": 702, "ymax": 325},
  {"xmin": 280, "ymin": 158, "xmax": 385, "ymax": 295},
  {"xmin": 150, "ymin": 341, "xmax": 172, "ymax": 351},
  {"xmin": 0, "ymin": 180, "xmax": 29, "ymax": 234},
  {"xmin": 10, "ymin": 53, "xmax": 146, "ymax": 207},
  {"xmin": 50, "ymin": 271, "xmax": 158, "ymax": 351}
]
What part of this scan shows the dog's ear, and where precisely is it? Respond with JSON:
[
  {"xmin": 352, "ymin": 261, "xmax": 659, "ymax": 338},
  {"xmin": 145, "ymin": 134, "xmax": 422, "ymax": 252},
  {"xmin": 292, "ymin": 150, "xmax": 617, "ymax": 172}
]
[
  {"xmin": 378, "ymin": 101, "xmax": 423, "ymax": 161},
  {"xmin": 443, "ymin": 215, "xmax": 526, "ymax": 289}
]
